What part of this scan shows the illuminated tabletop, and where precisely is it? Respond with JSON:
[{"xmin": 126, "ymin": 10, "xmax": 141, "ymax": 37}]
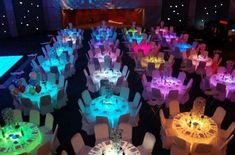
[
  {"xmin": 0, "ymin": 55, "xmax": 23, "ymax": 78},
  {"xmin": 172, "ymin": 112, "xmax": 218, "ymax": 148},
  {"xmin": 133, "ymin": 43, "xmax": 153, "ymax": 56},
  {"xmin": 125, "ymin": 28, "xmax": 137, "ymax": 36},
  {"xmin": 0, "ymin": 122, "xmax": 43, "ymax": 155},
  {"xmin": 163, "ymin": 34, "xmax": 178, "ymax": 43},
  {"xmin": 91, "ymin": 69, "xmax": 122, "ymax": 89},
  {"xmin": 151, "ymin": 76, "xmax": 184, "ymax": 99},
  {"xmin": 93, "ymin": 28, "xmax": 116, "ymax": 41},
  {"xmin": 141, "ymin": 56, "xmax": 165, "ymax": 68},
  {"xmin": 190, "ymin": 54, "xmax": 212, "ymax": 68},
  {"xmin": 210, "ymin": 73, "xmax": 235, "ymax": 97},
  {"xmin": 176, "ymin": 43, "xmax": 192, "ymax": 52},
  {"xmin": 88, "ymin": 95, "xmax": 129, "ymax": 127},
  {"xmin": 88, "ymin": 140, "xmax": 140, "ymax": 155},
  {"xmin": 41, "ymin": 58, "xmax": 68, "ymax": 73},
  {"xmin": 55, "ymin": 46, "xmax": 73, "ymax": 57},
  {"xmin": 125, "ymin": 29, "xmax": 143, "ymax": 44},
  {"xmin": 94, "ymin": 41, "xmax": 114, "ymax": 49},
  {"xmin": 94, "ymin": 51, "xmax": 117, "ymax": 63},
  {"xmin": 20, "ymin": 81, "xmax": 59, "ymax": 108}
]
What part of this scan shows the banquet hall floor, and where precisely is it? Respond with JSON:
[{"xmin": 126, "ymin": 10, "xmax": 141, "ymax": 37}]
[{"xmin": 0, "ymin": 29, "xmax": 235, "ymax": 155}]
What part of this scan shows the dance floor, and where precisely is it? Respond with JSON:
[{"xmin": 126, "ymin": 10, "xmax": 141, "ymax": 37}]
[{"xmin": 0, "ymin": 55, "xmax": 23, "ymax": 77}]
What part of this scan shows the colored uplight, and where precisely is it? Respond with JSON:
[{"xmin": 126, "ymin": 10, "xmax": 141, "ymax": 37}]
[
  {"xmin": 0, "ymin": 122, "xmax": 42, "ymax": 155},
  {"xmin": 232, "ymin": 29, "xmax": 235, "ymax": 32},
  {"xmin": 88, "ymin": 95, "xmax": 130, "ymax": 127},
  {"xmin": 176, "ymin": 43, "xmax": 192, "ymax": 52},
  {"xmin": 0, "ymin": 55, "xmax": 23, "ymax": 77},
  {"xmin": 141, "ymin": 56, "xmax": 165, "ymax": 68},
  {"xmin": 41, "ymin": 58, "xmax": 67, "ymax": 73}
]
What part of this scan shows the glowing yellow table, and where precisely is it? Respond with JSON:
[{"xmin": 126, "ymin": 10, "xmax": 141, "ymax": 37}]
[
  {"xmin": 141, "ymin": 56, "xmax": 165, "ymax": 68},
  {"xmin": 0, "ymin": 122, "xmax": 43, "ymax": 155},
  {"xmin": 172, "ymin": 112, "xmax": 218, "ymax": 147}
]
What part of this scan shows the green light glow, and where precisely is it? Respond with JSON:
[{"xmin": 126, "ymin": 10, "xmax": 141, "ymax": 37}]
[
  {"xmin": 0, "ymin": 122, "xmax": 42, "ymax": 155},
  {"xmin": 0, "ymin": 55, "xmax": 23, "ymax": 77}
]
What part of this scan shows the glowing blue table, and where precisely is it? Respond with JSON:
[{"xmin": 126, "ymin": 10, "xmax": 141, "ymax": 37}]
[
  {"xmin": 0, "ymin": 122, "xmax": 43, "ymax": 155},
  {"xmin": 92, "ymin": 28, "xmax": 116, "ymax": 41},
  {"xmin": 0, "ymin": 55, "xmax": 23, "ymax": 77},
  {"xmin": 19, "ymin": 81, "xmax": 59, "ymax": 108},
  {"xmin": 55, "ymin": 46, "xmax": 73, "ymax": 57},
  {"xmin": 41, "ymin": 58, "xmax": 68, "ymax": 73},
  {"xmin": 88, "ymin": 95, "xmax": 130, "ymax": 127},
  {"xmin": 176, "ymin": 43, "xmax": 192, "ymax": 52}
]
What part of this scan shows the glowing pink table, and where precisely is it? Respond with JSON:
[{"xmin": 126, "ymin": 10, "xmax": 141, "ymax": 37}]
[{"xmin": 133, "ymin": 43, "xmax": 153, "ymax": 56}]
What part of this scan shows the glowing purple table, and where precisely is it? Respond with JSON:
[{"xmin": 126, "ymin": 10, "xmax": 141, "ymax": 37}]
[
  {"xmin": 210, "ymin": 73, "xmax": 235, "ymax": 97},
  {"xmin": 94, "ymin": 51, "xmax": 117, "ymax": 63},
  {"xmin": 151, "ymin": 76, "xmax": 184, "ymax": 99}
]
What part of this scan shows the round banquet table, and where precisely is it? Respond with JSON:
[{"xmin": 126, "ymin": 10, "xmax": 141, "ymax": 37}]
[
  {"xmin": 55, "ymin": 46, "xmax": 73, "ymax": 57},
  {"xmin": 94, "ymin": 52, "xmax": 117, "ymax": 63},
  {"xmin": 150, "ymin": 76, "xmax": 184, "ymax": 99},
  {"xmin": 163, "ymin": 34, "xmax": 178, "ymax": 43},
  {"xmin": 41, "ymin": 58, "xmax": 68, "ymax": 73},
  {"xmin": 91, "ymin": 69, "xmax": 122, "ymax": 88},
  {"xmin": 133, "ymin": 43, "xmax": 153, "ymax": 56},
  {"xmin": 126, "ymin": 28, "xmax": 137, "ymax": 36},
  {"xmin": 0, "ymin": 122, "xmax": 43, "ymax": 155},
  {"xmin": 88, "ymin": 95, "xmax": 129, "ymax": 128},
  {"xmin": 88, "ymin": 140, "xmax": 140, "ymax": 155},
  {"xmin": 141, "ymin": 56, "xmax": 165, "ymax": 68},
  {"xmin": 19, "ymin": 81, "xmax": 59, "ymax": 109},
  {"xmin": 172, "ymin": 112, "xmax": 218, "ymax": 149},
  {"xmin": 176, "ymin": 43, "xmax": 192, "ymax": 53},
  {"xmin": 210, "ymin": 73, "xmax": 235, "ymax": 97},
  {"xmin": 190, "ymin": 54, "xmax": 212, "ymax": 68}
]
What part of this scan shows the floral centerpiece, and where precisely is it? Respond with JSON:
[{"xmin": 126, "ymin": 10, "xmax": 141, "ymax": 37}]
[{"xmin": 109, "ymin": 128, "xmax": 123, "ymax": 155}]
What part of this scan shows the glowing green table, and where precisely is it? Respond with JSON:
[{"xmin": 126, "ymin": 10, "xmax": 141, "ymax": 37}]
[
  {"xmin": 0, "ymin": 122, "xmax": 43, "ymax": 155},
  {"xmin": 88, "ymin": 95, "xmax": 130, "ymax": 128}
]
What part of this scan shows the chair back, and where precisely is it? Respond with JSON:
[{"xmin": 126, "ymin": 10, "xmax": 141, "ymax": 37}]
[
  {"xmin": 147, "ymin": 63, "xmax": 155, "ymax": 72},
  {"xmin": 88, "ymin": 64, "xmax": 95, "ymax": 74},
  {"xmin": 216, "ymin": 83, "xmax": 226, "ymax": 93},
  {"xmin": 118, "ymin": 123, "xmax": 132, "ymax": 141},
  {"xmin": 152, "ymin": 88, "xmax": 162, "ymax": 100},
  {"xmin": 132, "ymin": 92, "xmax": 141, "ymax": 108},
  {"xmin": 116, "ymin": 76, "xmax": 124, "ymax": 86},
  {"xmin": 45, "ymin": 113, "xmax": 54, "ymax": 131},
  {"xmin": 113, "ymin": 62, "xmax": 121, "ymax": 71},
  {"xmin": 120, "ymin": 87, "xmax": 130, "ymax": 100},
  {"xmin": 29, "ymin": 110, "xmax": 40, "ymax": 126},
  {"xmin": 212, "ymin": 106, "xmax": 226, "ymax": 127},
  {"xmin": 78, "ymin": 99, "xmax": 85, "ymax": 113},
  {"xmin": 158, "ymin": 52, "xmax": 164, "ymax": 59},
  {"xmin": 192, "ymin": 143, "xmax": 213, "ymax": 154},
  {"xmin": 94, "ymin": 123, "xmax": 109, "ymax": 141},
  {"xmin": 96, "ymin": 116, "xmax": 109, "ymax": 125},
  {"xmin": 220, "ymin": 134, "xmax": 234, "ymax": 150},
  {"xmin": 159, "ymin": 109, "xmax": 167, "ymax": 128},
  {"xmin": 178, "ymin": 72, "xmax": 186, "ymax": 83},
  {"xmin": 40, "ymin": 95, "xmax": 52, "ymax": 106},
  {"xmin": 47, "ymin": 72, "xmax": 56, "ymax": 84},
  {"xmin": 224, "ymin": 122, "xmax": 235, "ymax": 140},
  {"xmin": 58, "ymin": 75, "xmax": 65, "ymax": 88},
  {"xmin": 173, "ymin": 137, "xmax": 189, "ymax": 150},
  {"xmin": 169, "ymin": 100, "xmax": 180, "ymax": 117},
  {"xmin": 57, "ymin": 89, "xmax": 65, "ymax": 100},
  {"xmin": 168, "ymin": 90, "xmax": 179, "ymax": 101},
  {"xmin": 93, "ymin": 57, "xmax": 101, "ymax": 70},
  {"xmin": 152, "ymin": 70, "xmax": 160, "ymax": 78},
  {"xmin": 71, "ymin": 133, "xmax": 85, "ymax": 154},
  {"xmin": 122, "ymin": 65, "xmax": 128, "ymax": 76},
  {"xmin": 119, "ymin": 113, "xmax": 130, "ymax": 124},
  {"xmin": 191, "ymin": 97, "xmax": 206, "ymax": 114},
  {"xmin": 13, "ymin": 109, "xmax": 23, "ymax": 123},
  {"xmin": 81, "ymin": 90, "xmax": 92, "ymax": 106},
  {"xmin": 142, "ymin": 132, "xmax": 156, "ymax": 153},
  {"xmin": 37, "ymin": 142, "xmax": 52, "ymax": 155},
  {"xmin": 21, "ymin": 98, "xmax": 34, "ymax": 108}
]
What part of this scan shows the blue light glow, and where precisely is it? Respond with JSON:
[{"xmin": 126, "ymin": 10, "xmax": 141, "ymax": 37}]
[
  {"xmin": 176, "ymin": 43, "xmax": 192, "ymax": 52},
  {"xmin": 0, "ymin": 55, "xmax": 23, "ymax": 77}
]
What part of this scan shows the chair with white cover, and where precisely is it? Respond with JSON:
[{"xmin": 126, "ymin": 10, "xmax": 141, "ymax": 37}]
[
  {"xmin": 168, "ymin": 100, "xmax": 180, "ymax": 118},
  {"xmin": 118, "ymin": 123, "xmax": 132, "ymax": 143},
  {"xmin": 71, "ymin": 133, "xmax": 92, "ymax": 155},
  {"xmin": 196, "ymin": 61, "xmax": 206, "ymax": 75},
  {"xmin": 152, "ymin": 69, "xmax": 160, "ymax": 78},
  {"xmin": 159, "ymin": 109, "xmax": 174, "ymax": 149},
  {"xmin": 158, "ymin": 52, "xmax": 164, "ymax": 59},
  {"xmin": 81, "ymin": 90, "xmax": 92, "ymax": 107},
  {"xmin": 212, "ymin": 134, "xmax": 234, "ymax": 155},
  {"xmin": 40, "ymin": 113, "xmax": 54, "ymax": 134},
  {"xmin": 96, "ymin": 116, "xmax": 109, "ymax": 126},
  {"xmin": 50, "ymin": 66, "xmax": 59, "ymax": 80},
  {"xmin": 191, "ymin": 97, "xmax": 206, "ymax": 114},
  {"xmin": 205, "ymin": 83, "xmax": 226, "ymax": 101},
  {"xmin": 113, "ymin": 62, "xmax": 121, "ymax": 71},
  {"xmin": 200, "ymin": 76, "xmax": 211, "ymax": 91},
  {"xmin": 20, "ymin": 97, "xmax": 36, "ymax": 115},
  {"xmin": 146, "ymin": 62, "xmax": 155, "ymax": 76},
  {"xmin": 147, "ymin": 88, "xmax": 164, "ymax": 107},
  {"xmin": 142, "ymin": 74, "xmax": 150, "ymax": 87},
  {"xmin": 94, "ymin": 123, "xmax": 109, "ymax": 144},
  {"xmin": 129, "ymin": 102, "xmax": 142, "ymax": 127},
  {"xmin": 83, "ymin": 69, "xmax": 89, "ymax": 77},
  {"xmin": 119, "ymin": 87, "xmax": 130, "ymax": 100},
  {"xmin": 37, "ymin": 141, "xmax": 52, "ymax": 155},
  {"xmin": 177, "ymin": 72, "xmax": 186, "ymax": 83},
  {"xmin": 170, "ymin": 137, "xmax": 190, "ymax": 155},
  {"xmin": 56, "ymin": 88, "xmax": 67, "ymax": 109},
  {"xmin": 228, "ymin": 90, "xmax": 235, "ymax": 102},
  {"xmin": 129, "ymin": 92, "xmax": 141, "ymax": 109},
  {"xmin": 218, "ymin": 122, "xmax": 235, "ymax": 146},
  {"xmin": 29, "ymin": 110, "xmax": 40, "ymax": 126},
  {"xmin": 86, "ymin": 76, "xmax": 98, "ymax": 93},
  {"xmin": 88, "ymin": 64, "xmax": 95, "ymax": 75},
  {"xmin": 87, "ymin": 50, "xmax": 94, "ymax": 59},
  {"xmin": 191, "ymin": 143, "xmax": 213, "ymax": 155},
  {"xmin": 122, "ymin": 65, "xmax": 128, "ymax": 77},
  {"xmin": 166, "ymin": 90, "xmax": 179, "ymax": 105},
  {"xmin": 37, "ymin": 55, "xmax": 46, "ymax": 65},
  {"xmin": 137, "ymin": 132, "xmax": 156, "ymax": 155},
  {"xmin": 118, "ymin": 113, "xmax": 130, "ymax": 125},
  {"xmin": 13, "ymin": 109, "xmax": 23, "ymax": 123},
  {"xmin": 47, "ymin": 72, "xmax": 56, "ymax": 84},
  {"xmin": 39, "ymin": 95, "xmax": 54, "ymax": 115},
  {"xmin": 61, "ymin": 150, "xmax": 68, "ymax": 155},
  {"xmin": 211, "ymin": 106, "xmax": 226, "ymax": 128},
  {"xmin": 58, "ymin": 75, "xmax": 65, "ymax": 88},
  {"xmin": 64, "ymin": 63, "xmax": 71, "ymax": 78},
  {"xmin": 48, "ymin": 124, "xmax": 60, "ymax": 153}
]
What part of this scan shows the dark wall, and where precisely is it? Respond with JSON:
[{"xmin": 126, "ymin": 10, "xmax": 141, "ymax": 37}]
[{"xmin": 0, "ymin": 0, "xmax": 9, "ymax": 38}]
